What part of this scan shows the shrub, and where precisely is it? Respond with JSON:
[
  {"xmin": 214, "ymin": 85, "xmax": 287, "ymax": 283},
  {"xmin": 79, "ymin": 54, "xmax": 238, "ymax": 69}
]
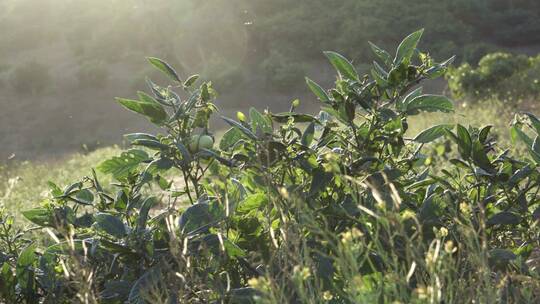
[
  {"xmin": 9, "ymin": 61, "xmax": 52, "ymax": 95},
  {"xmin": 477, "ymin": 53, "xmax": 530, "ymax": 82},
  {"xmin": 447, "ymin": 52, "xmax": 540, "ymax": 101},
  {"xmin": 2, "ymin": 30, "xmax": 540, "ymax": 303}
]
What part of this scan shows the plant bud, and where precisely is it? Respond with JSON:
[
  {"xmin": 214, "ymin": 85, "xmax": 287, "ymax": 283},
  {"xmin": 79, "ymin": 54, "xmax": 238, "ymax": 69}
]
[{"xmin": 237, "ymin": 111, "xmax": 246, "ymax": 122}]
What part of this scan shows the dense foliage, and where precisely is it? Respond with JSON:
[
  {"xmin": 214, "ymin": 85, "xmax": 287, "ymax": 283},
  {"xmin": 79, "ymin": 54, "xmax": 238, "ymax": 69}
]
[
  {"xmin": 447, "ymin": 52, "xmax": 540, "ymax": 101},
  {"xmin": 1, "ymin": 0, "xmax": 540, "ymax": 89},
  {"xmin": 3, "ymin": 30, "xmax": 540, "ymax": 303}
]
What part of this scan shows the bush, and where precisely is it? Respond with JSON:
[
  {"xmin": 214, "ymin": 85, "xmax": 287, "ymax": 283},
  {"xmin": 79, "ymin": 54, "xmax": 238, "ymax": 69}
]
[
  {"xmin": 447, "ymin": 52, "xmax": 540, "ymax": 100},
  {"xmin": 3, "ymin": 30, "xmax": 540, "ymax": 303},
  {"xmin": 9, "ymin": 61, "xmax": 52, "ymax": 95}
]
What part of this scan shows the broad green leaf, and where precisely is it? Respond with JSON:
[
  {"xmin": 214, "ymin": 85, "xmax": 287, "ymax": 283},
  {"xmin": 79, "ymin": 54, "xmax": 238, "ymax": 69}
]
[
  {"xmin": 478, "ymin": 125, "xmax": 493, "ymax": 143},
  {"xmin": 533, "ymin": 136, "xmax": 540, "ymax": 154},
  {"xmin": 201, "ymin": 83, "xmax": 211, "ymax": 101},
  {"xmin": 183, "ymin": 89, "xmax": 201, "ymax": 113},
  {"xmin": 22, "ymin": 208, "xmax": 54, "ymax": 227},
  {"xmin": 508, "ymin": 165, "xmax": 533, "ymax": 188},
  {"xmin": 137, "ymin": 91, "xmax": 159, "ymax": 105},
  {"xmin": 301, "ymin": 122, "xmax": 316, "ymax": 146},
  {"xmin": 387, "ymin": 63, "xmax": 408, "ymax": 85},
  {"xmin": 471, "ymin": 140, "xmax": 494, "ymax": 172},
  {"xmin": 175, "ymin": 141, "xmax": 192, "ymax": 166},
  {"xmin": 16, "ymin": 243, "xmax": 36, "ymax": 292},
  {"xmin": 94, "ymin": 213, "xmax": 127, "ymax": 238},
  {"xmin": 199, "ymin": 149, "xmax": 235, "ymax": 167},
  {"xmin": 373, "ymin": 61, "xmax": 389, "ymax": 77},
  {"xmin": 305, "ymin": 77, "xmax": 330, "ymax": 103},
  {"xmin": 456, "ymin": 124, "xmax": 473, "ymax": 158},
  {"xmin": 116, "ymin": 97, "xmax": 167, "ymax": 125},
  {"xmin": 450, "ymin": 158, "xmax": 469, "ymax": 169},
  {"xmin": 397, "ymin": 86, "xmax": 422, "ymax": 111},
  {"xmin": 425, "ymin": 55, "xmax": 455, "ymax": 79},
  {"xmin": 42, "ymin": 240, "xmax": 91, "ymax": 260},
  {"xmin": 271, "ymin": 112, "xmax": 316, "ymax": 123},
  {"xmin": 137, "ymin": 197, "xmax": 158, "ymax": 233},
  {"xmin": 406, "ymin": 178, "xmax": 437, "ymax": 190},
  {"xmin": 124, "ymin": 133, "xmax": 158, "ymax": 143},
  {"xmin": 178, "ymin": 201, "xmax": 223, "ymax": 235},
  {"xmin": 323, "ymin": 51, "xmax": 359, "ymax": 81},
  {"xmin": 130, "ymin": 139, "xmax": 168, "ymax": 150},
  {"xmin": 249, "ymin": 107, "xmax": 272, "ymax": 134},
  {"xmin": 74, "ymin": 189, "xmax": 94, "ymax": 205},
  {"xmin": 145, "ymin": 78, "xmax": 169, "ymax": 101},
  {"xmin": 321, "ymin": 106, "xmax": 349, "ymax": 125},
  {"xmin": 220, "ymin": 127, "xmax": 243, "ymax": 150},
  {"xmin": 147, "ymin": 57, "xmax": 181, "ymax": 83},
  {"xmin": 524, "ymin": 112, "xmax": 540, "ymax": 135},
  {"xmin": 97, "ymin": 149, "xmax": 149, "ymax": 180},
  {"xmin": 511, "ymin": 125, "xmax": 533, "ymax": 146},
  {"xmin": 368, "ymin": 41, "xmax": 392, "ymax": 66},
  {"xmin": 183, "ymin": 74, "xmax": 200, "ymax": 87},
  {"xmin": 47, "ymin": 181, "xmax": 63, "ymax": 197},
  {"xmin": 405, "ymin": 94, "xmax": 453, "ymax": 115},
  {"xmin": 63, "ymin": 181, "xmax": 82, "ymax": 196},
  {"xmin": 237, "ymin": 193, "xmax": 268, "ymax": 214},
  {"xmin": 395, "ymin": 29, "xmax": 424, "ymax": 65},
  {"xmin": 413, "ymin": 124, "xmax": 452, "ymax": 143},
  {"xmin": 146, "ymin": 157, "xmax": 174, "ymax": 174},
  {"xmin": 195, "ymin": 234, "xmax": 246, "ymax": 258},
  {"xmin": 17, "ymin": 244, "xmax": 36, "ymax": 268},
  {"xmin": 510, "ymin": 126, "xmax": 540, "ymax": 163},
  {"xmin": 114, "ymin": 190, "xmax": 128, "ymax": 211},
  {"xmin": 222, "ymin": 238, "xmax": 246, "ymax": 258},
  {"xmin": 222, "ymin": 116, "xmax": 258, "ymax": 141},
  {"xmin": 371, "ymin": 67, "xmax": 389, "ymax": 87}
]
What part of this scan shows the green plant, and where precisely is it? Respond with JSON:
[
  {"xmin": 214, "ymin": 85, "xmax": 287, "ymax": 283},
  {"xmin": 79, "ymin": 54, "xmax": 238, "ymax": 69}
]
[
  {"xmin": 3, "ymin": 30, "xmax": 540, "ymax": 303},
  {"xmin": 447, "ymin": 52, "xmax": 540, "ymax": 101}
]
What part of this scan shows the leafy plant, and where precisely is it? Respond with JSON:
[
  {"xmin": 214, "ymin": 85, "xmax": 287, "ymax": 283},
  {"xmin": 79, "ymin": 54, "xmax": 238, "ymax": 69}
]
[
  {"xmin": 447, "ymin": 52, "xmax": 540, "ymax": 101},
  {"xmin": 2, "ymin": 30, "xmax": 540, "ymax": 303}
]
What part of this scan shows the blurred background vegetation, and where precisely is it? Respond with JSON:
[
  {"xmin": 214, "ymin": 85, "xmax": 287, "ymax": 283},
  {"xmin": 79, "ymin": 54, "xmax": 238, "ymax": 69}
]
[{"xmin": 0, "ymin": 0, "xmax": 540, "ymax": 160}]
